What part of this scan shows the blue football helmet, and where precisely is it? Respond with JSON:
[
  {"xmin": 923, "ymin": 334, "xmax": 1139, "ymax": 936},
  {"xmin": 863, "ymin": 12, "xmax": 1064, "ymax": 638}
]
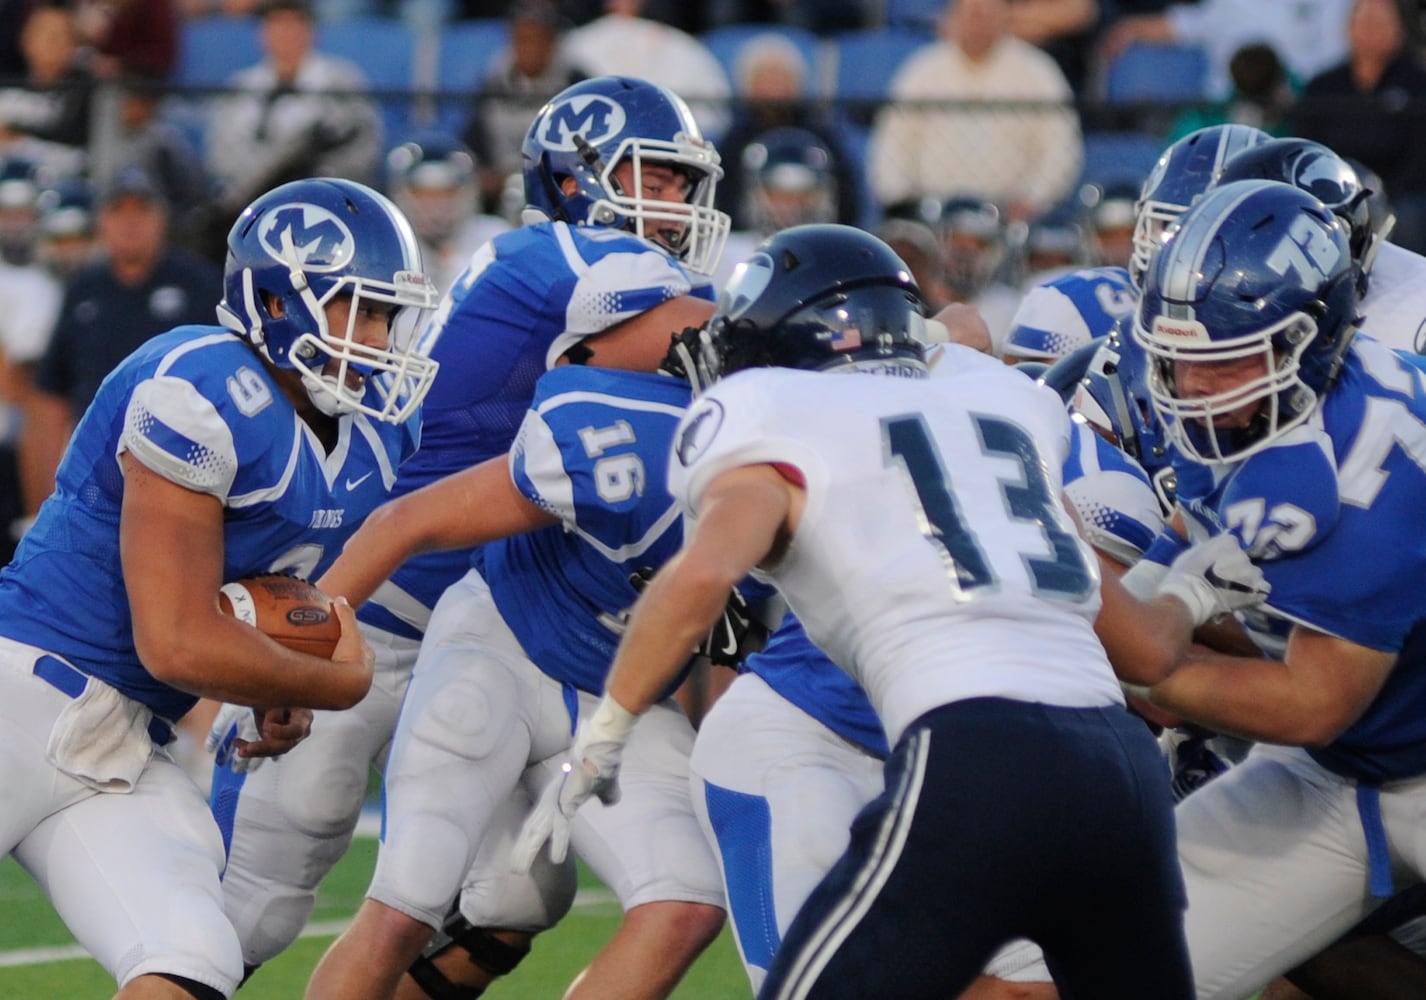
[
  {"xmin": 1214, "ymin": 137, "xmax": 1376, "ymax": 291},
  {"xmin": 1131, "ymin": 124, "xmax": 1271, "ymax": 287},
  {"xmin": 1133, "ymin": 179, "xmax": 1358, "ymax": 464},
  {"xmin": 216, "ymin": 177, "xmax": 440, "ymax": 424},
  {"xmin": 522, "ymin": 76, "xmax": 730, "ymax": 276},
  {"xmin": 740, "ymin": 126, "xmax": 839, "ymax": 235},
  {"xmin": 385, "ymin": 131, "xmax": 479, "ymax": 247},
  {"xmin": 696, "ymin": 224, "xmax": 927, "ymax": 388}
]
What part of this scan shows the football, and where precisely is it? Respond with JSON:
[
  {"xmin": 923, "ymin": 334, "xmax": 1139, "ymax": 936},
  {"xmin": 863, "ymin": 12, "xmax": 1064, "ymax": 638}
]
[{"xmin": 218, "ymin": 575, "xmax": 341, "ymax": 659}]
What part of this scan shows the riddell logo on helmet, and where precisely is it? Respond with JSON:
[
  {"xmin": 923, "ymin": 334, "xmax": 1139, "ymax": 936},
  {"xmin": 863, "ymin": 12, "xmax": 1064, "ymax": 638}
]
[
  {"xmin": 541, "ymin": 96, "xmax": 627, "ymax": 151},
  {"xmin": 1152, "ymin": 316, "xmax": 1209, "ymax": 342}
]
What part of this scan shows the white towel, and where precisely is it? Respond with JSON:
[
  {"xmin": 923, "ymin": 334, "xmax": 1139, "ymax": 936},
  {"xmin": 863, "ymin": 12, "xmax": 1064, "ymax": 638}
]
[{"xmin": 45, "ymin": 675, "xmax": 155, "ymax": 792}]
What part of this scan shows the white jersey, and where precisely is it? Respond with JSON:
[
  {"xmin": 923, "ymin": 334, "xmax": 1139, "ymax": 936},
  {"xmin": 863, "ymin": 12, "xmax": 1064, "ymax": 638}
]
[
  {"xmin": 1358, "ymin": 241, "xmax": 1426, "ymax": 353},
  {"xmin": 669, "ymin": 365, "xmax": 1123, "ymax": 745}
]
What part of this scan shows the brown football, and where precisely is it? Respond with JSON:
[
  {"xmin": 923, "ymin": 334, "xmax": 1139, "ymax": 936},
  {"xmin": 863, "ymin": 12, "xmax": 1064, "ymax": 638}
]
[{"xmin": 218, "ymin": 575, "xmax": 340, "ymax": 659}]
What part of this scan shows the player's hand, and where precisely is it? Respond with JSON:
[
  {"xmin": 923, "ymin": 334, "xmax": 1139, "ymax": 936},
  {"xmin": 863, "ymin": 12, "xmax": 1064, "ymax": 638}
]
[
  {"xmin": 698, "ymin": 586, "xmax": 768, "ymax": 667},
  {"xmin": 206, "ymin": 704, "xmax": 313, "ymax": 771},
  {"xmin": 1160, "ymin": 533, "xmax": 1270, "ymax": 626},
  {"xmin": 329, "ymin": 597, "xmax": 375, "ymax": 703},
  {"xmin": 511, "ymin": 697, "xmax": 636, "ymax": 873}
]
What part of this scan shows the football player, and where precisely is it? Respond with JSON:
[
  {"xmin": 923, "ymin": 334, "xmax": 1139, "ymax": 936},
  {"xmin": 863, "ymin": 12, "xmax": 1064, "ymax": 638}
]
[
  {"xmin": 685, "ymin": 331, "xmax": 1167, "ymax": 997},
  {"xmin": 0, "ymin": 176, "xmax": 438, "ymax": 1000},
  {"xmin": 516, "ymin": 224, "xmax": 1269, "ymax": 998},
  {"xmin": 384, "ymin": 132, "xmax": 509, "ymax": 296},
  {"xmin": 1130, "ymin": 179, "xmax": 1426, "ymax": 996},
  {"xmin": 302, "ymin": 329, "xmax": 730, "ymax": 1000},
  {"xmin": 210, "ymin": 76, "xmax": 732, "ymax": 999}
]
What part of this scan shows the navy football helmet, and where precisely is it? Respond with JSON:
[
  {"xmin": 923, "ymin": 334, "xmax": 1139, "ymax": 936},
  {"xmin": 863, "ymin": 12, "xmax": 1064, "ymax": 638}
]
[
  {"xmin": 216, "ymin": 177, "xmax": 440, "ymax": 424},
  {"xmin": 0, "ymin": 156, "xmax": 42, "ymax": 265},
  {"xmin": 1133, "ymin": 179, "xmax": 1358, "ymax": 464},
  {"xmin": 385, "ymin": 131, "xmax": 479, "ymax": 247},
  {"xmin": 1131, "ymin": 124, "xmax": 1271, "ymax": 287},
  {"xmin": 739, "ymin": 126, "xmax": 838, "ymax": 235},
  {"xmin": 1214, "ymin": 137, "xmax": 1376, "ymax": 291},
  {"xmin": 34, "ymin": 176, "xmax": 95, "ymax": 279},
  {"xmin": 522, "ymin": 76, "xmax": 730, "ymax": 276},
  {"xmin": 696, "ymin": 224, "xmax": 927, "ymax": 387}
]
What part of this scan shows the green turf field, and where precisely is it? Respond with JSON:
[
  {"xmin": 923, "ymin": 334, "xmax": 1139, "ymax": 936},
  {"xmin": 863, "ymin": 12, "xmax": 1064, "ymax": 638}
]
[{"xmin": 0, "ymin": 839, "xmax": 750, "ymax": 999}]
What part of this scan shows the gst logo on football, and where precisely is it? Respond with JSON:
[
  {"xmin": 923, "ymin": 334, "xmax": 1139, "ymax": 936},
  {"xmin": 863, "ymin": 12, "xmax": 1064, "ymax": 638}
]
[
  {"xmin": 257, "ymin": 203, "xmax": 356, "ymax": 272},
  {"xmin": 1265, "ymin": 214, "xmax": 1341, "ymax": 287},
  {"xmin": 308, "ymin": 509, "xmax": 345, "ymax": 528},
  {"xmin": 540, "ymin": 96, "xmax": 626, "ymax": 151}
]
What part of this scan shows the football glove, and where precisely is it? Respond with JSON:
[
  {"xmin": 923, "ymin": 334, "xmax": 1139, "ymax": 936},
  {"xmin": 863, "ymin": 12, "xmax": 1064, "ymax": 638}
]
[
  {"xmin": 698, "ymin": 585, "xmax": 769, "ymax": 667},
  {"xmin": 511, "ymin": 695, "xmax": 637, "ymax": 874},
  {"xmin": 1159, "ymin": 532, "xmax": 1270, "ymax": 626}
]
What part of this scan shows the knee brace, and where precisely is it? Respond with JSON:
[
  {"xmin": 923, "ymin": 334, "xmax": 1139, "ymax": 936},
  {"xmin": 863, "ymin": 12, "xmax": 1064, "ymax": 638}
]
[{"xmin": 408, "ymin": 911, "xmax": 531, "ymax": 1000}]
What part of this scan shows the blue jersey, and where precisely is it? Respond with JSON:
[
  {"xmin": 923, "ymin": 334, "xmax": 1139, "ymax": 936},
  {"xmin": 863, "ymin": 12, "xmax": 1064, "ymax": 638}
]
[
  {"xmin": 482, "ymin": 365, "xmax": 693, "ymax": 697},
  {"xmin": 746, "ymin": 415, "xmax": 1163, "ymax": 761},
  {"xmin": 0, "ymin": 326, "xmax": 418, "ymax": 723},
  {"xmin": 1174, "ymin": 338, "xmax": 1426, "ymax": 782},
  {"xmin": 1005, "ymin": 266, "xmax": 1136, "ymax": 360},
  {"xmin": 361, "ymin": 221, "xmax": 713, "ymax": 640}
]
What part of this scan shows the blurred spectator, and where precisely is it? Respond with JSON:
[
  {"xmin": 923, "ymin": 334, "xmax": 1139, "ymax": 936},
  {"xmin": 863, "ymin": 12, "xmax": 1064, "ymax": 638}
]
[
  {"xmin": 0, "ymin": 156, "xmax": 62, "ymax": 557},
  {"xmin": 90, "ymin": 68, "xmax": 213, "ymax": 250},
  {"xmin": 33, "ymin": 174, "xmax": 97, "ymax": 280},
  {"xmin": 1101, "ymin": 0, "xmax": 1353, "ymax": 101},
  {"xmin": 203, "ymin": 0, "xmax": 382, "ymax": 250},
  {"xmin": 714, "ymin": 32, "xmax": 865, "ymax": 230},
  {"xmin": 75, "ymin": 0, "xmax": 180, "ymax": 80},
  {"xmin": 385, "ymin": 132, "xmax": 508, "ymax": 295},
  {"xmin": 1008, "ymin": 0, "xmax": 1102, "ymax": 93},
  {"xmin": 1169, "ymin": 42, "xmax": 1297, "ymax": 141},
  {"xmin": 868, "ymin": 0, "xmax": 1082, "ymax": 223},
  {"xmin": 1293, "ymin": 0, "xmax": 1426, "ymax": 252},
  {"xmin": 562, "ymin": 0, "xmax": 733, "ymax": 138},
  {"xmin": 1017, "ymin": 214, "xmax": 1092, "ymax": 287},
  {"xmin": 0, "ymin": 4, "xmax": 94, "ymax": 165},
  {"xmin": 24, "ymin": 165, "xmax": 220, "ymax": 505},
  {"xmin": 461, "ymin": 0, "xmax": 586, "ymax": 213}
]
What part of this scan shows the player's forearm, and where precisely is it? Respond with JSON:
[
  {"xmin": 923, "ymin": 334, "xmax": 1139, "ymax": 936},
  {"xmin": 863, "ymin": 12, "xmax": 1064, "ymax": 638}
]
[
  {"xmin": 1147, "ymin": 652, "xmax": 1331, "ymax": 745},
  {"xmin": 605, "ymin": 549, "xmax": 731, "ymax": 716}
]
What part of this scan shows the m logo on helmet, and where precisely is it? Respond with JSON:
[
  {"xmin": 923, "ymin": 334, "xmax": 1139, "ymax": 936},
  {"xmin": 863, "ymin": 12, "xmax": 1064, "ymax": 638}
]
[
  {"xmin": 1266, "ymin": 213, "xmax": 1340, "ymax": 289},
  {"xmin": 257, "ymin": 203, "xmax": 356, "ymax": 273},
  {"xmin": 540, "ymin": 96, "xmax": 627, "ymax": 152}
]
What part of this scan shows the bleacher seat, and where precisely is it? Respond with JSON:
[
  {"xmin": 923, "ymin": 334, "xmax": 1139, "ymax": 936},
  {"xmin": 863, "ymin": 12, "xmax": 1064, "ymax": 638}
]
[
  {"xmin": 1103, "ymin": 42, "xmax": 1208, "ymax": 104},
  {"xmin": 1079, "ymin": 129, "xmax": 1166, "ymax": 190},
  {"xmin": 317, "ymin": 16, "xmax": 420, "ymax": 144},
  {"xmin": 432, "ymin": 19, "xmax": 511, "ymax": 135},
  {"xmin": 700, "ymin": 23, "xmax": 827, "ymax": 94},
  {"xmin": 832, "ymin": 28, "xmax": 928, "ymax": 122},
  {"xmin": 174, "ymin": 16, "xmax": 262, "ymax": 89}
]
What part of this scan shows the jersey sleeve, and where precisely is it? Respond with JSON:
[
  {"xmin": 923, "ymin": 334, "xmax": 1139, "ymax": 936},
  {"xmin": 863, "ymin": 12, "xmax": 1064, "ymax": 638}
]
[
  {"xmin": 1063, "ymin": 423, "xmax": 1164, "ymax": 566},
  {"xmin": 121, "ymin": 373, "xmax": 240, "ymax": 500}
]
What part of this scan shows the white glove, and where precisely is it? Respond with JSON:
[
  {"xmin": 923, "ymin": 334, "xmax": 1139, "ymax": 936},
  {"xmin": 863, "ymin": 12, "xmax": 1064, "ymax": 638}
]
[
  {"xmin": 511, "ymin": 695, "xmax": 638, "ymax": 874},
  {"xmin": 1159, "ymin": 533, "xmax": 1270, "ymax": 626},
  {"xmin": 205, "ymin": 703, "xmax": 263, "ymax": 774}
]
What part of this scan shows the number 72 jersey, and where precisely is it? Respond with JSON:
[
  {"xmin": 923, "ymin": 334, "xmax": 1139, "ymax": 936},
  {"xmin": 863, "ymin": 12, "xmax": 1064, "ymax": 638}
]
[{"xmin": 669, "ymin": 364, "xmax": 1124, "ymax": 747}]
